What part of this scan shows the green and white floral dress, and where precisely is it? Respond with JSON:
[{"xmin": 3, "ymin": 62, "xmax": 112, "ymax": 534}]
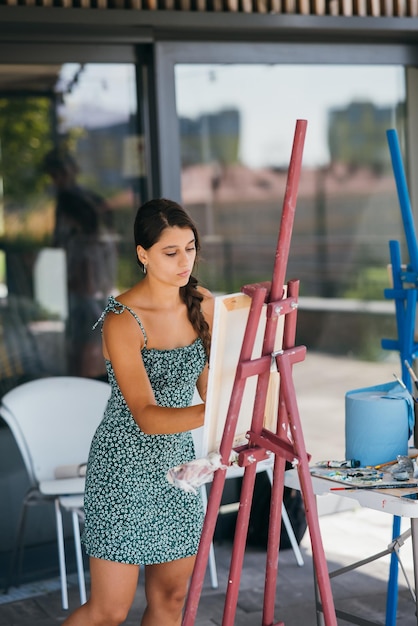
[{"xmin": 82, "ymin": 296, "xmax": 206, "ymax": 565}]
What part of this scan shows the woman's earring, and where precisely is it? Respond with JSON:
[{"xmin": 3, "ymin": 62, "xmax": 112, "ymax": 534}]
[{"xmin": 142, "ymin": 263, "xmax": 147, "ymax": 275}]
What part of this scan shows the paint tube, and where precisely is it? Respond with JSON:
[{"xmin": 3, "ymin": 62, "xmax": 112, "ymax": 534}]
[{"xmin": 316, "ymin": 459, "xmax": 361, "ymax": 469}]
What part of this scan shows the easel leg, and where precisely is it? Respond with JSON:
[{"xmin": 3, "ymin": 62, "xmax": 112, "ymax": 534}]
[
  {"xmin": 314, "ymin": 566, "xmax": 326, "ymax": 626},
  {"xmin": 183, "ymin": 468, "xmax": 228, "ymax": 626},
  {"xmin": 263, "ymin": 456, "xmax": 286, "ymax": 625},
  {"xmin": 222, "ymin": 462, "xmax": 258, "ymax": 626},
  {"xmin": 277, "ymin": 352, "xmax": 337, "ymax": 626},
  {"xmin": 299, "ymin": 464, "xmax": 335, "ymax": 625}
]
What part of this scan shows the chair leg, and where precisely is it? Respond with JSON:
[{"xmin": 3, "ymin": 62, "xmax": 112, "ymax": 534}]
[
  {"xmin": 208, "ymin": 537, "xmax": 219, "ymax": 589},
  {"xmin": 7, "ymin": 488, "xmax": 40, "ymax": 591},
  {"xmin": 6, "ymin": 500, "xmax": 28, "ymax": 591},
  {"xmin": 281, "ymin": 503, "xmax": 304, "ymax": 566},
  {"xmin": 54, "ymin": 498, "xmax": 69, "ymax": 610},
  {"xmin": 71, "ymin": 509, "xmax": 87, "ymax": 605},
  {"xmin": 266, "ymin": 468, "xmax": 304, "ymax": 566}
]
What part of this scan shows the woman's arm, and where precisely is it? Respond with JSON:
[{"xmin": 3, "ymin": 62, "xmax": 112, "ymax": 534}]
[
  {"xmin": 196, "ymin": 364, "xmax": 208, "ymax": 403},
  {"xmin": 102, "ymin": 310, "xmax": 205, "ymax": 435}
]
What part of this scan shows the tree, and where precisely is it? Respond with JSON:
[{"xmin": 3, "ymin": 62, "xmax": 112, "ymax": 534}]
[{"xmin": 0, "ymin": 97, "xmax": 54, "ymax": 208}]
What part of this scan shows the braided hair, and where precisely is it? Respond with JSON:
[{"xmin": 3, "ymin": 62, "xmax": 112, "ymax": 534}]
[{"xmin": 134, "ymin": 198, "xmax": 211, "ymax": 359}]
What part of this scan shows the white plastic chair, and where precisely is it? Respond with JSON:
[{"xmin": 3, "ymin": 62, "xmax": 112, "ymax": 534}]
[{"xmin": 0, "ymin": 376, "xmax": 110, "ymax": 610}]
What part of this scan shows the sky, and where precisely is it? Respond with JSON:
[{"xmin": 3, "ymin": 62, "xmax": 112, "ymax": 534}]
[
  {"xmin": 56, "ymin": 64, "xmax": 137, "ymax": 132},
  {"xmin": 55, "ymin": 62, "xmax": 405, "ymax": 169},
  {"xmin": 175, "ymin": 64, "xmax": 406, "ymax": 168}
]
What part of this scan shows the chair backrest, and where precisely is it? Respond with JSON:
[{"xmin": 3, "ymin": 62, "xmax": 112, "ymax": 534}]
[{"xmin": 0, "ymin": 376, "xmax": 110, "ymax": 485}]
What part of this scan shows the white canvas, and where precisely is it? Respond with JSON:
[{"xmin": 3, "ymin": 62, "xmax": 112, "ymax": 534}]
[{"xmin": 200, "ymin": 292, "xmax": 284, "ymax": 456}]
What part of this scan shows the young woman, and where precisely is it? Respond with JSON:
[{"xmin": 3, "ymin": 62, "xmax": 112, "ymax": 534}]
[{"xmin": 63, "ymin": 198, "xmax": 213, "ymax": 626}]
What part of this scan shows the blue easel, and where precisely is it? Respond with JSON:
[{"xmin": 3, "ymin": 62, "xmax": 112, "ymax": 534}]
[{"xmin": 381, "ymin": 128, "xmax": 418, "ymax": 626}]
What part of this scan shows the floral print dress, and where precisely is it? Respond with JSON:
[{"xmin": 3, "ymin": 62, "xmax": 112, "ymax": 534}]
[{"xmin": 82, "ymin": 296, "xmax": 206, "ymax": 564}]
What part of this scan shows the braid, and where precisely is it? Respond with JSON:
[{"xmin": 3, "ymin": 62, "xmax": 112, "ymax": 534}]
[{"xmin": 180, "ymin": 276, "xmax": 211, "ymax": 360}]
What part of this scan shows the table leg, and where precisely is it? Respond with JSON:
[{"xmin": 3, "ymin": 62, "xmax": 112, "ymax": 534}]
[
  {"xmin": 385, "ymin": 515, "xmax": 400, "ymax": 626},
  {"xmin": 410, "ymin": 518, "xmax": 418, "ymax": 625}
]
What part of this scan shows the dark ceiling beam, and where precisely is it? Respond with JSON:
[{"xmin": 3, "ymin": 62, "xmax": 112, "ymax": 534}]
[{"xmin": 0, "ymin": 7, "xmax": 417, "ymax": 45}]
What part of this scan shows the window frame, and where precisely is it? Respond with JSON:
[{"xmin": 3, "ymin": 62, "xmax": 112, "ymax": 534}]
[{"xmin": 154, "ymin": 41, "xmax": 418, "ymax": 205}]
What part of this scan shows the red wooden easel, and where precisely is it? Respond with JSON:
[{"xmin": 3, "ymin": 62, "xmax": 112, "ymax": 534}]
[{"xmin": 183, "ymin": 119, "xmax": 337, "ymax": 626}]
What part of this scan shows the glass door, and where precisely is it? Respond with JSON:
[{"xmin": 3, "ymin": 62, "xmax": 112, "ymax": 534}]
[
  {"xmin": 0, "ymin": 62, "xmax": 144, "ymax": 395},
  {"xmin": 174, "ymin": 63, "xmax": 406, "ymax": 300}
]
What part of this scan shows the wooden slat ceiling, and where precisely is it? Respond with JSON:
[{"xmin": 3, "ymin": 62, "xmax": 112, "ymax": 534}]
[{"xmin": 1, "ymin": 0, "xmax": 417, "ymax": 17}]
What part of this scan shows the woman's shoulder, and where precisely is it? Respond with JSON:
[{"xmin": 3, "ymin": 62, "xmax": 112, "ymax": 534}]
[
  {"xmin": 109, "ymin": 288, "xmax": 134, "ymax": 306},
  {"xmin": 93, "ymin": 294, "xmax": 124, "ymax": 329},
  {"xmin": 98, "ymin": 291, "xmax": 144, "ymax": 330},
  {"xmin": 101, "ymin": 292, "xmax": 147, "ymax": 351}
]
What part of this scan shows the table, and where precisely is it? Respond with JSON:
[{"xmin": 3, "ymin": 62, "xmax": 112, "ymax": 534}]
[{"xmin": 284, "ymin": 469, "xmax": 418, "ymax": 626}]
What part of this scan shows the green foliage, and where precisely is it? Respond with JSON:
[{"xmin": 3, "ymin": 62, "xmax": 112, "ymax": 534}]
[
  {"xmin": 0, "ymin": 97, "xmax": 53, "ymax": 205},
  {"xmin": 343, "ymin": 266, "xmax": 389, "ymax": 300}
]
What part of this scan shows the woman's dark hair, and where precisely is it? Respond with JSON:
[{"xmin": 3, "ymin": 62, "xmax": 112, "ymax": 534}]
[{"xmin": 134, "ymin": 198, "xmax": 211, "ymax": 358}]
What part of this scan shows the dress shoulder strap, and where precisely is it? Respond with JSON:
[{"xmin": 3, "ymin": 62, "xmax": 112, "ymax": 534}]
[{"xmin": 93, "ymin": 295, "xmax": 148, "ymax": 347}]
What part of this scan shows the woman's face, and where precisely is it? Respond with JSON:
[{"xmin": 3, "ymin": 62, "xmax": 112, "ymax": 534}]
[{"xmin": 137, "ymin": 226, "xmax": 197, "ymax": 287}]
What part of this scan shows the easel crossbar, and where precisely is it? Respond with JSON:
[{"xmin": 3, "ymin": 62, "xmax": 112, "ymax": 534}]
[
  {"xmin": 266, "ymin": 296, "xmax": 299, "ymax": 318},
  {"xmin": 234, "ymin": 444, "xmax": 271, "ymax": 466},
  {"xmin": 248, "ymin": 428, "xmax": 307, "ymax": 465},
  {"xmin": 237, "ymin": 345, "xmax": 306, "ymax": 380}
]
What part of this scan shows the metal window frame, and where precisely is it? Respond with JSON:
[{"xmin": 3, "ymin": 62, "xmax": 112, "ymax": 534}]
[
  {"xmin": 154, "ymin": 40, "xmax": 417, "ymax": 200},
  {"xmin": 0, "ymin": 33, "xmax": 417, "ymax": 203}
]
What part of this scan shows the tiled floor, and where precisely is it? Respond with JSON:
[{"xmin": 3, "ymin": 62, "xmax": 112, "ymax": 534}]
[
  {"xmin": 2, "ymin": 351, "xmax": 418, "ymax": 625},
  {"xmin": 1, "ymin": 507, "xmax": 417, "ymax": 626}
]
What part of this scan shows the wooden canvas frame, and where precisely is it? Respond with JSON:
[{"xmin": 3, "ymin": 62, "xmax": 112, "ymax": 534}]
[{"xmin": 200, "ymin": 292, "xmax": 284, "ymax": 456}]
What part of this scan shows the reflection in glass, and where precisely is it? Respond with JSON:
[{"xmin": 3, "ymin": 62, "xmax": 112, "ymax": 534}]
[
  {"xmin": 0, "ymin": 63, "xmax": 139, "ymax": 395},
  {"xmin": 175, "ymin": 64, "xmax": 406, "ymax": 304},
  {"xmin": 43, "ymin": 147, "xmax": 118, "ymax": 379}
]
